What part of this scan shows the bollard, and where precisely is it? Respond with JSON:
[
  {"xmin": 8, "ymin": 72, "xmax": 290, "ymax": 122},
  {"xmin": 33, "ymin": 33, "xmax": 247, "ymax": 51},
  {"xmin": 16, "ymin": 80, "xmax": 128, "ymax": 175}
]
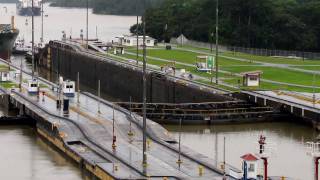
[
  {"xmin": 114, "ymin": 165, "xmax": 118, "ymax": 171},
  {"xmin": 42, "ymin": 91, "xmax": 45, "ymax": 102},
  {"xmin": 198, "ymin": 165, "xmax": 204, "ymax": 176}
]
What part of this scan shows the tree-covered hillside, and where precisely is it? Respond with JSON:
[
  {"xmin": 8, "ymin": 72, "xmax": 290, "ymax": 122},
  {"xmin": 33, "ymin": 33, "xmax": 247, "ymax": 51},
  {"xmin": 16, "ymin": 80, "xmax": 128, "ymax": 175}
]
[{"xmin": 135, "ymin": 0, "xmax": 320, "ymax": 51}]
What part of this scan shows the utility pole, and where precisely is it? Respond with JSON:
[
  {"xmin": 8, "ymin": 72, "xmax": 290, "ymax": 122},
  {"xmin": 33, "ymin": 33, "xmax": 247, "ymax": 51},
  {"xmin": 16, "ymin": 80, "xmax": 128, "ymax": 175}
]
[
  {"xmin": 313, "ymin": 73, "xmax": 316, "ymax": 106},
  {"xmin": 177, "ymin": 118, "xmax": 182, "ymax": 165},
  {"xmin": 77, "ymin": 72, "xmax": 80, "ymax": 104},
  {"xmin": 98, "ymin": 79, "xmax": 101, "ymax": 114},
  {"xmin": 142, "ymin": 0, "xmax": 147, "ymax": 169},
  {"xmin": 41, "ymin": 1, "xmax": 44, "ymax": 43},
  {"xmin": 223, "ymin": 136, "xmax": 226, "ymax": 179},
  {"xmin": 19, "ymin": 58, "xmax": 23, "ymax": 92},
  {"xmin": 136, "ymin": 0, "xmax": 139, "ymax": 65},
  {"xmin": 210, "ymin": 32, "xmax": 213, "ymax": 53},
  {"xmin": 215, "ymin": 0, "xmax": 219, "ymax": 84},
  {"xmin": 86, "ymin": 0, "xmax": 89, "ymax": 49},
  {"xmin": 31, "ymin": 0, "xmax": 35, "ymax": 77}
]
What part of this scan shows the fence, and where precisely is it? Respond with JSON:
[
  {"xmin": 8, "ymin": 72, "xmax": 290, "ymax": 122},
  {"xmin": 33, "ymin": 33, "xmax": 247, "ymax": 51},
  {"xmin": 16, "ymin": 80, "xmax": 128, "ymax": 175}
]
[
  {"xmin": 228, "ymin": 46, "xmax": 320, "ymax": 60},
  {"xmin": 170, "ymin": 37, "xmax": 320, "ymax": 60}
]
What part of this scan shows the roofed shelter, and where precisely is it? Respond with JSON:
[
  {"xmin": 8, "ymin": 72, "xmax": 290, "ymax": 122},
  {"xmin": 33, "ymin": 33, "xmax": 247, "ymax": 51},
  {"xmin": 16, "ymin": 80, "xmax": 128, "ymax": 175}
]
[{"xmin": 240, "ymin": 71, "xmax": 262, "ymax": 87}]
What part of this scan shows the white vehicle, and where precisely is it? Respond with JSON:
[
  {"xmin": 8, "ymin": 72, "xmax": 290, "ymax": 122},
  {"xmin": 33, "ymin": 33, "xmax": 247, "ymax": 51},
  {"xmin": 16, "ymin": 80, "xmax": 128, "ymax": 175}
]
[
  {"xmin": 27, "ymin": 79, "xmax": 39, "ymax": 94},
  {"xmin": 62, "ymin": 80, "xmax": 75, "ymax": 97}
]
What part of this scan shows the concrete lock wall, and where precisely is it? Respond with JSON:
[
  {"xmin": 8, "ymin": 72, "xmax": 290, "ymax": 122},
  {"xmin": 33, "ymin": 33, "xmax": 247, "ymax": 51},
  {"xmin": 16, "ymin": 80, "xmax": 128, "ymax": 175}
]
[{"xmin": 49, "ymin": 44, "xmax": 233, "ymax": 103}]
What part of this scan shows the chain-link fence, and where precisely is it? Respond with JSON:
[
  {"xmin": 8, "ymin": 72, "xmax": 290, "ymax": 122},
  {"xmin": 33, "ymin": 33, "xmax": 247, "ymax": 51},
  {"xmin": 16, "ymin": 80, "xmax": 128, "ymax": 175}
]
[
  {"xmin": 227, "ymin": 46, "xmax": 320, "ymax": 60},
  {"xmin": 170, "ymin": 36, "xmax": 320, "ymax": 60}
]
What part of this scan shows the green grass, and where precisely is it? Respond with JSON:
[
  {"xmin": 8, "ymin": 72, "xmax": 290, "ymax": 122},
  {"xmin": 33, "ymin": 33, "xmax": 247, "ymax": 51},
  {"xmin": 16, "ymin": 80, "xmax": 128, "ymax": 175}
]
[
  {"xmin": 128, "ymin": 49, "xmax": 256, "ymax": 67},
  {"xmin": 291, "ymin": 66, "xmax": 320, "ymax": 71},
  {"xmin": 114, "ymin": 47, "xmax": 320, "ymax": 92},
  {"xmin": 120, "ymin": 53, "xmax": 233, "ymax": 79},
  {"xmin": 223, "ymin": 78, "xmax": 320, "ymax": 93},
  {"xmin": 221, "ymin": 66, "xmax": 320, "ymax": 86},
  {"xmin": 222, "ymin": 51, "xmax": 320, "ymax": 65},
  {"xmin": 0, "ymin": 81, "xmax": 18, "ymax": 89}
]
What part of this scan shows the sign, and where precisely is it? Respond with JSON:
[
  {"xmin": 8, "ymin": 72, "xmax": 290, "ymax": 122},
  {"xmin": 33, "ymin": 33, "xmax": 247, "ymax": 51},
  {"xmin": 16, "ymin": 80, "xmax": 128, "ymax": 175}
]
[{"xmin": 207, "ymin": 56, "xmax": 215, "ymax": 69}]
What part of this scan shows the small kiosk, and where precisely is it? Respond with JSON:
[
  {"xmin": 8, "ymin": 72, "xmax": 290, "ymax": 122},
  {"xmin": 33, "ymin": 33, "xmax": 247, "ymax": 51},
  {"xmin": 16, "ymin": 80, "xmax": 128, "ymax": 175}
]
[
  {"xmin": 0, "ymin": 69, "xmax": 10, "ymax": 82},
  {"xmin": 62, "ymin": 80, "xmax": 75, "ymax": 97},
  {"xmin": 240, "ymin": 71, "xmax": 262, "ymax": 87},
  {"xmin": 241, "ymin": 153, "xmax": 261, "ymax": 179},
  {"xmin": 27, "ymin": 79, "xmax": 39, "ymax": 94}
]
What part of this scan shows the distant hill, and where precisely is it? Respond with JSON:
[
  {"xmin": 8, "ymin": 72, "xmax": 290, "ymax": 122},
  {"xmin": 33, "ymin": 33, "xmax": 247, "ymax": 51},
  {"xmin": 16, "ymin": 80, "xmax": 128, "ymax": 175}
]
[{"xmin": 49, "ymin": 0, "xmax": 164, "ymax": 15}]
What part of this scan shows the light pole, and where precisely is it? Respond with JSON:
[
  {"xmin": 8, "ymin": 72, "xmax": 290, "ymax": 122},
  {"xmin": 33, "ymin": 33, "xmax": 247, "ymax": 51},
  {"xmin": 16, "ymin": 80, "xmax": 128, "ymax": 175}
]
[
  {"xmin": 31, "ymin": 0, "xmax": 35, "ymax": 77},
  {"xmin": 41, "ymin": 1, "xmax": 44, "ymax": 43},
  {"xmin": 210, "ymin": 32, "xmax": 213, "ymax": 53},
  {"xmin": 136, "ymin": 0, "xmax": 139, "ymax": 65},
  {"xmin": 177, "ymin": 118, "xmax": 182, "ymax": 165},
  {"xmin": 215, "ymin": 0, "xmax": 219, "ymax": 84},
  {"xmin": 86, "ymin": 0, "xmax": 89, "ymax": 49},
  {"xmin": 142, "ymin": 0, "xmax": 147, "ymax": 169}
]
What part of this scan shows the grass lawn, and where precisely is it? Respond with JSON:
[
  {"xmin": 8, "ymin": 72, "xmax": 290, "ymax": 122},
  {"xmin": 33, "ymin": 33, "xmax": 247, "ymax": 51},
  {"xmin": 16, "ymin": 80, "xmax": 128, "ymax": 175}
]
[
  {"xmin": 222, "ymin": 66, "xmax": 320, "ymax": 86},
  {"xmin": 128, "ymin": 49, "xmax": 256, "ymax": 66},
  {"xmin": 223, "ymin": 78, "xmax": 320, "ymax": 93},
  {"xmin": 120, "ymin": 53, "xmax": 233, "ymax": 79},
  {"xmin": 222, "ymin": 51, "xmax": 320, "ymax": 65},
  {"xmin": 291, "ymin": 66, "xmax": 320, "ymax": 71},
  {"xmin": 0, "ymin": 81, "xmax": 18, "ymax": 89},
  {"xmin": 111, "ymin": 47, "xmax": 320, "ymax": 92}
]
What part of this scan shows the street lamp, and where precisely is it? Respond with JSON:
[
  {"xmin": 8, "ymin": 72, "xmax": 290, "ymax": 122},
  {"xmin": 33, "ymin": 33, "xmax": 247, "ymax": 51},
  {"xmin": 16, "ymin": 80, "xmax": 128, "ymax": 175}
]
[
  {"xmin": 86, "ymin": 0, "xmax": 89, "ymax": 49},
  {"xmin": 40, "ymin": 1, "xmax": 44, "ymax": 43},
  {"xmin": 142, "ymin": 0, "xmax": 148, "ymax": 169},
  {"xmin": 31, "ymin": 0, "xmax": 35, "ymax": 77},
  {"xmin": 136, "ymin": 0, "xmax": 139, "ymax": 65},
  {"xmin": 215, "ymin": 0, "xmax": 219, "ymax": 84},
  {"xmin": 210, "ymin": 32, "xmax": 213, "ymax": 53}
]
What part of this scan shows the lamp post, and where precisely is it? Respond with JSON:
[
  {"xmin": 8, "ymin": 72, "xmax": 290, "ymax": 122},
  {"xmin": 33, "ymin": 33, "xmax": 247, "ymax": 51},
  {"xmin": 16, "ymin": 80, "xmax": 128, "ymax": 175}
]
[
  {"xmin": 215, "ymin": 0, "xmax": 219, "ymax": 84},
  {"xmin": 40, "ymin": 1, "xmax": 44, "ymax": 43},
  {"xmin": 31, "ymin": 0, "xmax": 35, "ymax": 78},
  {"xmin": 86, "ymin": 0, "xmax": 89, "ymax": 49},
  {"xmin": 177, "ymin": 118, "xmax": 182, "ymax": 165},
  {"xmin": 142, "ymin": 0, "xmax": 147, "ymax": 169},
  {"xmin": 136, "ymin": 0, "xmax": 139, "ymax": 65},
  {"xmin": 210, "ymin": 32, "xmax": 213, "ymax": 53}
]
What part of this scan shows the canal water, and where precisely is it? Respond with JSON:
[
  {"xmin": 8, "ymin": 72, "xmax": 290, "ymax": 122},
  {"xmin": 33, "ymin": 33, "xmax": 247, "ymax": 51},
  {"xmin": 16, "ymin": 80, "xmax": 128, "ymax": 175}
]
[
  {"xmin": 0, "ymin": 2, "xmax": 318, "ymax": 180},
  {"xmin": 0, "ymin": 125, "xmax": 85, "ymax": 180}
]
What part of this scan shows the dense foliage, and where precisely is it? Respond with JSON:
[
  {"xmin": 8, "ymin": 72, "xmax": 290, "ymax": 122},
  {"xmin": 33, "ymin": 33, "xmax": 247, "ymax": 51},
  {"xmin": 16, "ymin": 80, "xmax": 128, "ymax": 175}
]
[
  {"xmin": 50, "ymin": 0, "xmax": 163, "ymax": 15},
  {"xmin": 133, "ymin": 0, "xmax": 320, "ymax": 51}
]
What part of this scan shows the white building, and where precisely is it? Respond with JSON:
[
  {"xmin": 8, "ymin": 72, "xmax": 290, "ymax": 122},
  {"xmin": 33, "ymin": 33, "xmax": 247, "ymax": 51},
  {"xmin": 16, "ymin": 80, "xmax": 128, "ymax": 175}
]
[
  {"xmin": 0, "ymin": 69, "xmax": 9, "ymax": 82},
  {"xmin": 116, "ymin": 35, "xmax": 155, "ymax": 47}
]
